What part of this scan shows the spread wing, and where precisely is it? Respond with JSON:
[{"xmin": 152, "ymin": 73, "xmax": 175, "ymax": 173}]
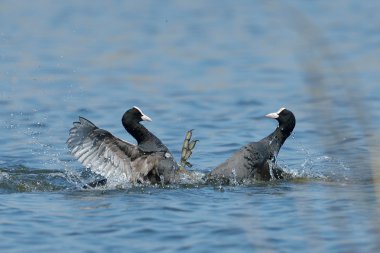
[{"xmin": 67, "ymin": 117, "xmax": 154, "ymax": 183}]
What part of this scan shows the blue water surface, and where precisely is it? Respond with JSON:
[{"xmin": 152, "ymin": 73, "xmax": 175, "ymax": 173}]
[{"xmin": 1, "ymin": 1, "xmax": 380, "ymax": 252}]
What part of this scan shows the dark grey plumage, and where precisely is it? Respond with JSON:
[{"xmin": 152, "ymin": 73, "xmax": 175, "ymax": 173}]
[
  {"xmin": 67, "ymin": 107, "xmax": 179, "ymax": 185},
  {"xmin": 208, "ymin": 108, "xmax": 296, "ymax": 183}
]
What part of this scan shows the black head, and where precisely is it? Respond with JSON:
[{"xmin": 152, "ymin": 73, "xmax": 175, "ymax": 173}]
[
  {"xmin": 122, "ymin": 106, "xmax": 152, "ymax": 124},
  {"xmin": 266, "ymin": 108, "xmax": 296, "ymax": 135}
]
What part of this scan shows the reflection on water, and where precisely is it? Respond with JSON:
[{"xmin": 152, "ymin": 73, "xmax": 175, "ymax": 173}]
[{"xmin": 1, "ymin": 0, "xmax": 380, "ymax": 252}]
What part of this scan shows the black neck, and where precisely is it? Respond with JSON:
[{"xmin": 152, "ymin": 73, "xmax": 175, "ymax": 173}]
[
  {"xmin": 261, "ymin": 125, "xmax": 293, "ymax": 156},
  {"xmin": 122, "ymin": 120, "xmax": 168, "ymax": 152},
  {"xmin": 123, "ymin": 120, "xmax": 150, "ymax": 144}
]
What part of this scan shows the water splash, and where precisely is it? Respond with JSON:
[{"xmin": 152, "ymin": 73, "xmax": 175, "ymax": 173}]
[
  {"xmin": 229, "ymin": 168, "xmax": 238, "ymax": 186},
  {"xmin": 177, "ymin": 170, "xmax": 206, "ymax": 185},
  {"xmin": 0, "ymin": 165, "xmax": 74, "ymax": 193},
  {"xmin": 269, "ymin": 157, "xmax": 276, "ymax": 180},
  {"xmin": 0, "ymin": 141, "xmax": 354, "ymax": 193},
  {"xmin": 280, "ymin": 134, "xmax": 351, "ymax": 182}
]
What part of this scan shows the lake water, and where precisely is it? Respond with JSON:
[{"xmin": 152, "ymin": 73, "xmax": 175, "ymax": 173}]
[{"xmin": 1, "ymin": 1, "xmax": 380, "ymax": 252}]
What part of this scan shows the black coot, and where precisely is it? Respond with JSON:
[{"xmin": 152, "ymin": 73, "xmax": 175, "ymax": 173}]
[
  {"xmin": 67, "ymin": 107, "xmax": 179, "ymax": 185},
  {"xmin": 208, "ymin": 108, "xmax": 296, "ymax": 183}
]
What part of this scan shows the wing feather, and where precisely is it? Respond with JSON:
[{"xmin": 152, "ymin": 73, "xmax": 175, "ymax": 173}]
[{"xmin": 67, "ymin": 117, "xmax": 152, "ymax": 183}]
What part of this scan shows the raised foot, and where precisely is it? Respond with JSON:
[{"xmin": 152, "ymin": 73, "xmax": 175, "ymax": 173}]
[{"xmin": 180, "ymin": 129, "xmax": 198, "ymax": 169}]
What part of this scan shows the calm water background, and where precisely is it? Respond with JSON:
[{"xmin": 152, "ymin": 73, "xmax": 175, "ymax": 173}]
[{"xmin": 1, "ymin": 1, "xmax": 380, "ymax": 252}]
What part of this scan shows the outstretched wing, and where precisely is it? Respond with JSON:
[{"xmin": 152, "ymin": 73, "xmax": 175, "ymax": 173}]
[{"xmin": 67, "ymin": 117, "xmax": 150, "ymax": 182}]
